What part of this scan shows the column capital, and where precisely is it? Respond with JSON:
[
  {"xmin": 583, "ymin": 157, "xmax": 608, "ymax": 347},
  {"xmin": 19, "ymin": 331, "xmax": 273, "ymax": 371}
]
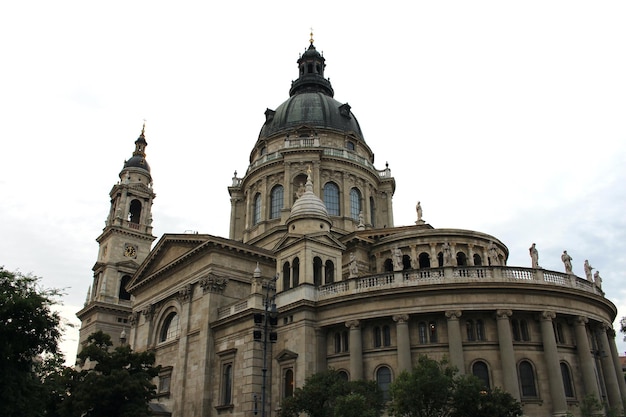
[
  {"xmin": 393, "ymin": 314, "xmax": 409, "ymax": 323},
  {"xmin": 540, "ymin": 310, "xmax": 556, "ymax": 321},
  {"xmin": 496, "ymin": 309, "xmax": 512, "ymax": 319},
  {"xmin": 345, "ymin": 319, "xmax": 360, "ymax": 329},
  {"xmin": 575, "ymin": 316, "xmax": 589, "ymax": 326},
  {"xmin": 445, "ymin": 310, "xmax": 463, "ymax": 320}
]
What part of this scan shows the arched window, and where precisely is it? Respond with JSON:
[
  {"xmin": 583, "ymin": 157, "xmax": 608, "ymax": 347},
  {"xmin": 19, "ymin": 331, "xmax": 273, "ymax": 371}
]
[
  {"xmin": 346, "ymin": 141, "xmax": 355, "ymax": 151},
  {"xmin": 476, "ymin": 319, "xmax": 485, "ymax": 341},
  {"xmin": 369, "ymin": 197, "xmax": 375, "ymax": 227},
  {"xmin": 519, "ymin": 360, "xmax": 538, "ymax": 398},
  {"xmin": 313, "ymin": 257, "xmax": 323, "ymax": 286},
  {"xmin": 473, "ymin": 254, "xmax": 482, "ymax": 266},
  {"xmin": 284, "ymin": 368, "xmax": 294, "ymax": 398},
  {"xmin": 382, "ymin": 325, "xmax": 391, "ymax": 346},
  {"xmin": 383, "ymin": 259, "xmax": 394, "ymax": 272},
  {"xmin": 323, "ymin": 182, "xmax": 340, "ymax": 216},
  {"xmin": 402, "ymin": 255, "xmax": 412, "ymax": 270},
  {"xmin": 338, "ymin": 370, "xmax": 349, "ymax": 381},
  {"xmin": 350, "ymin": 188, "xmax": 361, "ymax": 221},
  {"xmin": 129, "ymin": 199, "xmax": 142, "ymax": 224},
  {"xmin": 253, "ymin": 193, "xmax": 261, "ymax": 225},
  {"xmin": 325, "ymin": 260, "xmax": 334, "ymax": 284},
  {"xmin": 466, "ymin": 320, "xmax": 476, "ymax": 341},
  {"xmin": 472, "ymin": 361, "xmax": 491, "ymax": 389},
  {"xmin": 376, "ymin": 366, "xmax": 392, "ymax": 400},
  {"xmin": 222, "ymin": 363, "xmax": 232, "ymax": 405},
  {"xmin": 456, "ymin": 252, "xmax": 467, "ymax": 266},
  {"xmin": 282, "ymin": 261, "xmax": 291, "ymax": 290},
  {"xmin": 159, "ymin": 312, "xmax": 180, "ymax": 342},
  {"xmin": 560, "ymin": 362, "xmax": 575, "ymax": 398},
  {"xmin": 270, "ymin": 185, "xmax": 284, "ymax": 219},
  {"xmin": 374, "ymin": 326, "xmax": 382, "ymax": 348},
  {"xmin": 418, "ymin": 322, "xmax": 428, "ymax": 343},
  {"xmin": 292, "ymin": 257, "xmax": 300, "ymax": 286},
  {"xmin": 118, "ymin": 275, "xmax": 131, "ymax": 301},
  {"xmin": 419, "ymin": 252, "xmax": 430, "ymax": 268}
]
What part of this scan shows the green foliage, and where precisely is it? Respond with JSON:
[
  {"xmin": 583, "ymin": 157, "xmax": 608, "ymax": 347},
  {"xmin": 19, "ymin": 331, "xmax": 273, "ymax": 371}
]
[
  {"xmin": 388, "ymin": 355, "xmax": 522, "ymax": 417},
  {"xmin": 0, "ymin": 266, "xmax": 66, "ymax": 417},
  {"xmin": 278, "ymin": 369, "xmax": 384, "ymax": 417},
  {"xmin": 388, "ymin": 355, "xmax": 457, "ymax": 417},
  {"xmin": 57, "ymin": 331, "xmax": 160, "ymax": 417},
  {"xmin": 579, "ymin": 394, "xmax": 603, "ymax": 417},
  {"xmin": 451, "ymin": 375, "xmax": 522, "ymax": 417}
]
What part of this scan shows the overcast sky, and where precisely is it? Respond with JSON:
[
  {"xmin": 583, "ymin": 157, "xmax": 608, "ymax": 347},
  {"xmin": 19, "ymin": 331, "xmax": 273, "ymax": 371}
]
[{"xmin": 1, "ymin": 1, "xmax": 625, "ymax": 363}]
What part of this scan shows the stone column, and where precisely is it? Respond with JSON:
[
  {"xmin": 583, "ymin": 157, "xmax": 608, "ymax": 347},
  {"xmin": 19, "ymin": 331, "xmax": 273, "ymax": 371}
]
[
  {"xmin": 176, "ymin": 284, "xmax": 193, "ymax": 416},
  {"xmin": 607, "ymin": 328, "xmax": 626, "ymax": 401},
  {"xmin": 284, "ymin": 162, "xmax": 292, "ymax": 209},
  {"xmin": 393, "ymin": 314, "xmax": 412, "ymax": 372},
  {"xmin": 445, "ymin": 310, "xmax": 465, "ymax": 374},
  {"xmin": 539, "ymin": 311, "xmax": 567, "ymax": 416},
  {"xmin": 346, "ymin": 320, "xmax": 363, "ymax": 380},
  {"xmin": 573, "ymin": 317, "xmax": 601, "ymax": 400},
  {"xmin": 597, "ymin": 323, "xmax": 623, "ymax": 411},
  {"xmin": 315, "ymin": 327, "xmax": 327, "ymax": 373},
  {"xmin": 496, "ymin": 309, "xmax": 520, "ymax": 400}
]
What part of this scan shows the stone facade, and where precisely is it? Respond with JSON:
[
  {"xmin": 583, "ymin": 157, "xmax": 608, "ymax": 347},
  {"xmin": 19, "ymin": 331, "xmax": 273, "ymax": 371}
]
[{"xmin": 77, "ymin": 41, "xmax": 626, "ymax": 417}]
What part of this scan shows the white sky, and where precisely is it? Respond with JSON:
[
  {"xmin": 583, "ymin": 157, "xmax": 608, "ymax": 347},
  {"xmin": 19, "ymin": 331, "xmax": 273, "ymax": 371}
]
[{"xmin": 1, "ymin": 1, "xmax": 625, "ymax": 364}]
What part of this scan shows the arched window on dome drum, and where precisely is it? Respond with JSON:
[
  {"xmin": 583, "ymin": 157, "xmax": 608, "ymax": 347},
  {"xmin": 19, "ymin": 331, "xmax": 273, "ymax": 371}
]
[
  {"xmin": 472, "ymin": 361, "xmax": 491, "ymax": 389},
  {"xmin": 350, "ymin": 188, "xmax": 361, "ymax": 221},
  {"xmin": 346, "ymin": 141, "xmax": 355, "ymax": 151},
  {"xmin": 473, "ymin": 253, "xmax": 482, "ymax": 266},
  {"xmin": 253, "ymin": 193, "xmax": 261, "ymax": 225},
  {"xmin": 519, "ymin": 360, "xmax": 538, "ymax": 398},
  {"xmin": 376, "ymin": 366, "xmax": 392, "ymax": 400},
  {"xmin": 325, "ymin": 260, "xmax": 334, "ymax": 284},
  {"xmin": 456, "ymin": 252, "xmax": 467, "ymax": 266},
  {"xmin": 282, "ymin": 262, "xmax": 291, "ymax": 290},
  {"xmin": 323, "ymin": 182, "xmax": 340, "ymax": 216},
  {"xmin": 159, "ymin": 312, "xmax": 180, "ymax": 343},
  {"xmin": 369, "ymin": 197, "xmax": 375, "ymax": 227},
  {"xmin": 129, "ymin": 199, "xmax": 142, "ymax": 224},
  {"xmin": 419, "ymin": 252, "xmax": 430, "ymax": 268},
  {"xmin": 402, "ymin": 255, "xmax": 411, "ymax": 270},
  {"xmin": 383, "ymin": 259, "xmax": 394, "ymax": 272},
  {"xmin": 292, "ymin": 257, "xmax": 300, "ymax": 286},
  {"xmin": 119, "ymin": 275, "xmax": 131, "ymax": 301},
  {"xmin": 270, "ymin": 185, "xmax": 284, "ymax": 219},
  {"xmin": 313, "ymin": 257, "xmax": 323, "ymax": 286},
  {"xmin": 560, "ymin": 362, "xmax": 575, "ymax": 398}
]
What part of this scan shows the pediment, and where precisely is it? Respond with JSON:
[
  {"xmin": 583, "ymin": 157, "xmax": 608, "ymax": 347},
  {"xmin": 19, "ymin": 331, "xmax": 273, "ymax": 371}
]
[
  {"xmin": 273, "ymin": 231, "xmax": 346, "ymax": 253},
  {"xmin": 275, "ymin": 349, "xmax": 299, "ymax": 362}
]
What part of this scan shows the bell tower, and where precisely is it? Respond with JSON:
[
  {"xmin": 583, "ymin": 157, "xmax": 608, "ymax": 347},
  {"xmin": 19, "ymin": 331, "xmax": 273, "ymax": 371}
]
[{"xmin": 76, "ymin": 124, "xmax": 156, "ymax": 351}]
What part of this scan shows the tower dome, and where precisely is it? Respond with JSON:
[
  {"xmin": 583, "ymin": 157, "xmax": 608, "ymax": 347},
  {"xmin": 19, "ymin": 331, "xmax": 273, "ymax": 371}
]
[
  {"xmin": 287, "ymin": 169, "xmax": 331, "ymax": 230},
  {"xmin": 258, "ymin": 39, "xmax": 364, "ymax": 141},
  {"xmin": 123, "ymin": 123, "xmax": 151, "ymax": 173}
]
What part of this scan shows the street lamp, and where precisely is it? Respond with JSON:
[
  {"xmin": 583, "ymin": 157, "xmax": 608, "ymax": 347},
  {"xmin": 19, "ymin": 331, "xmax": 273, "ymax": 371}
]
[{"xmin": 253, "ymin": 275, "xmax": 278, "ymax": 417}]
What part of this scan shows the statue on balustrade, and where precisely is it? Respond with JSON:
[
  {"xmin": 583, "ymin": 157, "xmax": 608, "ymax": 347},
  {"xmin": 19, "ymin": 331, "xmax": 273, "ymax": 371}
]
[
  {"xmin": 393, "ymin": 246, "xmax": 403, "ymax": 271},
  {"xmin": 488, "ymin": 241, "xmax": 499, "ymax": 266},
  {"xmin": 349, "ymin": 252, "xmax": 359, "ymax": 278},
  {"xmin": 529, "ymin": 243, "xmax": 539, "ymax": 268},
  {"xmin": 593, "ymin": 270, "xmax": 602, "ymax": 289},
  {"xmin": 442, "ymin": 241, "xmax": 453, "ymax": 266},
  {"xmin": 583, "ymin": 259, "xmax": 594, "ymax": 281},
  {"xmin": 561, "ymin": 250, "xmax": 573, "ymax": 274}
]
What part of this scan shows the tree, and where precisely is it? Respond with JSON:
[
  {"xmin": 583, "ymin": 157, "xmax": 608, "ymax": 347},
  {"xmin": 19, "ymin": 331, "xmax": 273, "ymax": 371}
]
[
  {"xmin": 388, "ymin": 355, "xmax": 522, "ymax": 417},
  {"xmin": 388, "ymin": 355, "xmax": 457, "ymax": 417},
  {"xmin": 0, "ymin": 266, "xmax": 66, "ymax": 417},
  {"xmin": 57, "ymin": 331, "xmax": 160, "ymax": 417},
  {"xmin": 621, "ymin": 316, "xmax": 625, "ymax": 341},
  {"xmin": 278, "ymin": 369, "xmax": 384, "ymax": 417},
  {"xmin": 451, "ymin": 374, "xmax": 522, "ymax": 417}
]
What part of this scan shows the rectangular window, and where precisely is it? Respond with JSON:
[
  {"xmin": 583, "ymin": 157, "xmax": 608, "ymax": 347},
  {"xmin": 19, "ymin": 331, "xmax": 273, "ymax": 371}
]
[{"xmin": 158, "ymin": 366, "xmax": 173, "ymax": 396}]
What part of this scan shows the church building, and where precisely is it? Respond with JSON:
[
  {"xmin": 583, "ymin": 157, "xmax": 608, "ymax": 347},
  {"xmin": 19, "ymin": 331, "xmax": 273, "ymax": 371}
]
[{"xmin": 76, "ymin": 38, "xmax": 625, "ymax": 417}]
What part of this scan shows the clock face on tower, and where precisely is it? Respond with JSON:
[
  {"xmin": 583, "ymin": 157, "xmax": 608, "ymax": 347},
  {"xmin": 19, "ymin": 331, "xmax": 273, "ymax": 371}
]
[{"xmin": 124, "ymin": 244, "xmax": 137, "ymax": 258}]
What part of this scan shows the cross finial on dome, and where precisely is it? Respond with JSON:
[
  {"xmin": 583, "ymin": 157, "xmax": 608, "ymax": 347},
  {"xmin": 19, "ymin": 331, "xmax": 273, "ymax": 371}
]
[
  {"xmin": 309, "ymin": 28, "xmax": 314, "ymax": 45},
  {"xmin": 141, "ymin": 119, "xmax": 146, "ymax": 137}
]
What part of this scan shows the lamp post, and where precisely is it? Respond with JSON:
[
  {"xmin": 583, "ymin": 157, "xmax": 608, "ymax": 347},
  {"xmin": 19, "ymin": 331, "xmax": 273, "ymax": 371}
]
[{"xmin": 253, "ymin": 275, "xmax": 278, "ymax": 417}]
